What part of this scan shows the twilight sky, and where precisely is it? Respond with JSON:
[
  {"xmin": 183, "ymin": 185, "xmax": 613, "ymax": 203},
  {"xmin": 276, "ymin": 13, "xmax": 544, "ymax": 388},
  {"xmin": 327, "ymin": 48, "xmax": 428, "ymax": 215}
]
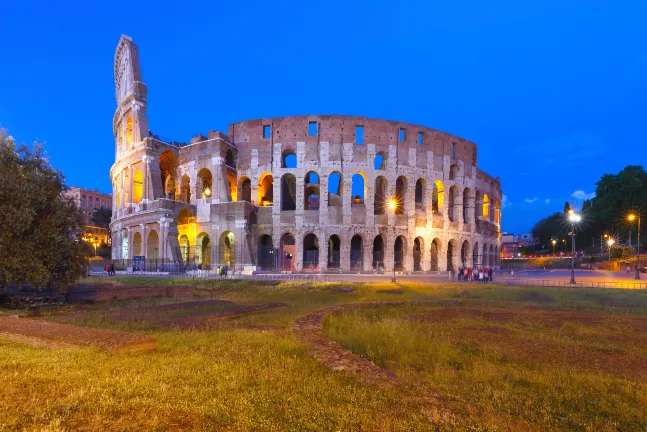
[{"xmin": 1, "ymin": 0, "xmax": 645, "ymax": 235}]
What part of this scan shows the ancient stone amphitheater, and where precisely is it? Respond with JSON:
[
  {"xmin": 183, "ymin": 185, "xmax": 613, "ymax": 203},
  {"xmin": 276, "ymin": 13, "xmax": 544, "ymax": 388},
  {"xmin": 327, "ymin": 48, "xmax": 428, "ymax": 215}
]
[{"xmin": 110, "ymin": 35, "xmax": 502, "ymax": 273}]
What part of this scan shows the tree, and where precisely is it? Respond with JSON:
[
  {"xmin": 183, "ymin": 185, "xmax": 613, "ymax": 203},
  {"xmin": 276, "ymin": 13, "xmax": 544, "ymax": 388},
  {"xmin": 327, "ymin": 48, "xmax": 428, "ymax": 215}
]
[
  {"xmin": 563, "ymin": 202, "xmax": 571, "ymax": 215},
  {"xmin": 91, "ymin": 208, "xmax": 112, "ymax": 229},
  {"xmin": 531, "ymin": 212, "xmax": 568, "ymax": 249},
  {"xmin": 0, "ymin": 129, "xmax": 89, "ymax": 290}
]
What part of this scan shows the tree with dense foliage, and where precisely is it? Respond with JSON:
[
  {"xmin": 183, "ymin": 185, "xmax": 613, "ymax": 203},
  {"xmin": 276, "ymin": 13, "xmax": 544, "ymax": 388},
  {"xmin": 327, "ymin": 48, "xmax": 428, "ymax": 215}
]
[
  {"xmin": 531, "ymin": 213, "xmax": 568, "ymax": 249},
  {"xmin": 563, "ymin": 202, "xmax": 571, "ymax": 215},
  {"xmin": 0, "ymin": 129, "xmax": 89, "ymax": 289},
  {"xmin": 91, "ymin": 208, "xmax": 112, "ymax": 229}
]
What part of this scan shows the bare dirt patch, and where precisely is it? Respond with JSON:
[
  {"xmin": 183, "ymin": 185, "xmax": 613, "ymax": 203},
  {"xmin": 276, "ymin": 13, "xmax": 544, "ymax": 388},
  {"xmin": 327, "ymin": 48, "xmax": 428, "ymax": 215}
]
[{"xmin": 0, "ymin": 316, "xmax": 156, "ymax": 352}]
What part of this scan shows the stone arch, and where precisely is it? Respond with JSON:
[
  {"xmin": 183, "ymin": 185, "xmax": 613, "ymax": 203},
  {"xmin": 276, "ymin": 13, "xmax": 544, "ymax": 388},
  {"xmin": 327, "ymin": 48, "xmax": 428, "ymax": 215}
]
[
  {"xmin": 282, "ymin": 149, "xmax": 297, "ymax": 168},
  {"xmin": 474, "ymin": 191, "xmax": 482, "ymax": 220},
  {"xmin": 181, "ymin": 174, "xmax": 191, "ymax": 202},
  {"xmin": 133, "ymin": 169, "xmax": 144, "ymax": 204},
  {"xmin": 449, "ymin": 164, "xmax": 460, "ymax": 181},
  {"xmin": 473, "ymin": 241, "xmax": 480, "ymax": 268},
  {"xmin": 304, "ymin": 171, "xmax": 320, "ymax": 210},
  {"xmin": 239, "ymin": 176, "xmax": 252, "ymax": 203},
  {"xmin": 461, "ymin": 239, "xmax": 470, "ymax": 267},
  {"xmin": 132, "ymin": 232, "xmax": 142, "ymax": 256},
  {"xmin": 463, "ymin": 187, "xmax": 471, "ymax": 224},
  {"xmin": 448, "ymin": 185, "xmax": 459, "ymax": 222},
  {"xmin": 328, "ymin": 235, "xmax": 341, "ymax": 268},
  {"xmin": 483, "ymin": 193, "xmax": 490, "ymax": 220},
  {"xmin": 395, "ymin": 176, "xmax": 407, "ymax": 215},
  {"xmin": 258, "ymin": 172, "xmax": 274, "ymax": 206},
  {"xmin": 328, "ymin": 171, "xmax": 343, "ymax": 207},
  {"xmin": 280, "ymin": 233, "xmax": 296, "ymax": 271},
  {"xmin": 147, "ymin": 230, "xmax": 159, "ymax": 260},
  {"xmin": 196, "ymin": 233, "xmax": 211, "ymax": 268},
  {"xmin": 303, "ymin": 233, "xmax": 319, "ymax": 269},
  {"xmin": 447, "ymin": 239, "xmax": 457, "ymax": 271},
  {"xmin": 258, "ymin": 234, "xmax": 274, "ymax": 269},
  {"xmin": 178, "ymin": 208, "xmax": 194, "ymax": 225},
  {"xmin": 125, "ymin": 116, "xmax": 133, "ymax": 146},
  {"xmin": 225, "ymin": 149, "xmax": 236, "ymax": 168},
  {"xmin": 372, "ymin": 234, "xmax": 385, "ymax": 269},
  {"xmin": 160, "ymin": 151, "xmax": 178, "ymax": 200},
  {"xmin": 281, "ymin": 174, "xmax": 297, "ymax": 211},
  {"xmin": 413, "ymin": 236, "xmax": 424, "ymax": 271},
  {"xmin": 352, "ymin": 172, "xmax": 366, "ymax": 204},
  {"xmin": 430, "ymin": 238, "xmax": 441, "ymax": 271},
  {"xmin": 374, "ymin": 176, "xmax": 388, "ymax": 215},
  {"xmin": 374, "ymin": 152, "xmax": 387, "ymax": 170},
  {"xmin": 495, "ymin": 245, "xmax": 499, "ymax": 268},
  {"xmin": 482, "ymin": 243, "xmax": 488, "ymax": 268},
  {"xmin": 197, "ymin": 168, "xmax": 213, "ymax": 199},
  {"xmin": 489, "ymin": 244, "xmax": 495, "ymax": 268},
  {"xmin": 432, "ymin": 180, "xmax": 444, "ymax": 215},
  {"xmin": 179, "ymin": 234, "xmax": 190, "ymax": 264},
  {"xmin": 394, "ymin": 235, "xmax": 407, "ymax": 271},
  {"xmin": 219, "ymin": 231, "xmax": 236, "ymax": 267},
  {"xmin": 350, "ymin": 235, "xmax": 363, "ymax": 270},
  {"xmin": 415, "ymin": 179, "xmax": 425, "ymax": 207},
  {"xmin": 226, "ymin": 171, "xmax": 237, "ymax": 201}
]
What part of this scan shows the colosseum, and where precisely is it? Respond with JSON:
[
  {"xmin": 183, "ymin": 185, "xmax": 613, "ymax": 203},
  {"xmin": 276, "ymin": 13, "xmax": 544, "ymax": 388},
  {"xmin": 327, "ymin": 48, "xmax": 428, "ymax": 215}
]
[{"xmin": 110, "ymin": 35, "xmax": 502, "ymax": 273}]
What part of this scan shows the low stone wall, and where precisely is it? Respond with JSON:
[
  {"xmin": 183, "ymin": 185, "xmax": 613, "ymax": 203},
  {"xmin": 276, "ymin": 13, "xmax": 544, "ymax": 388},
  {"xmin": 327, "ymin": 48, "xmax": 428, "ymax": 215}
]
[{"xmin": 67, "ymin": 284, "xmax": 193, "ymax": 303}]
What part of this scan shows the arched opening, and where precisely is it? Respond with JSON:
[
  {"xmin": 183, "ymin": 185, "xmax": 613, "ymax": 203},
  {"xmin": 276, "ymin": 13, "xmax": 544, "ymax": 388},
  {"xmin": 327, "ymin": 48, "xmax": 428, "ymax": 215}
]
[
  {"xmin": 147, "ymin": 231, "xmax": 159, "ymax": 261},
  {"xmin": 473, "ymin": 242, "xmax": 480, "ymax": 268},
  {"xmin": 197, "ymin": 168, "xmax": 213, "ymax": 199},
  {"xmin": 413, "ymin": 237, "xmax": 423, "ymax": 271},
  {"xmin": 461, "ymin": 240, "xmax": 470, "ymax": 267},
  {"xmin": 281, "ymin": 233, "xmax": 296, "ymax": 271},
  {"xmin": 448, "ymin": 185, "xmax": 458, "ymax": 222},
  {"xmin": 489, "ymin": 244, "xmax": 495, "ymax": 268},
  {"xmin": 495, "ymin": 199, "xmax": 501, "ymax": 225},
  {"xmin": 474, "ymin": 191, "xmax": 482, "ymax": 220},
  {"xmin": 430, "ymin": 238, "xmax": 440, "ymax": 271},
  {"xmin": 121, "ymin": 236, "xmax": 129, "ymax": 259},
  {"xmin": 328, "ymin": 235, "xmax": 341, "ymax": 268},
  {"xmin": 432, "ymin": 180, "xmax": 444, "ymax": 215},
  {"xmin": 178, "ymin": 208, "xmax": 194, "ymax": 226},
  {"xmin": 240, "ymin": 177, "xmax": 252, "ymax": 203},
  {"xmin": 328, "ymin": 172, "xmax": 343, "ymax": 207},
  {"xmin": 374, "ymin": 152, "xmax": 386, "ymax": 170},
  {"xmin": 415, "ymin": 179, "xmax": 425, "ymax": 207},
  {"xmin": 115, "ymin": 190, "xmax": 121, "ymax": 209},
  {"xmin": 483, "ymin": 194, "xmax": 490, "ymax": 220},
  {"xmin": 125, "ymin": 117, "xmax": 133, "ymax": 146},
  {"xmin": 372, "ymin": 235, "xmax": 385, "ymax": 270},
  {"xmin": 282, "ymin": 150, "xmax": 297, "ymax": 168},
  {"xmin": 196, "ymin": 233, "xmax": 211, "ymax": 269},
  {"xmin": 304, "ymin": 172, "xmax": 320, "ymax": 210},
  {"xmin": 160, "ymin": 151, "xmax": 178, "ymax": 200},
  {"xmin": 449, "ymin": 164, "xmax": 460, "ymax": 181},
  {"xmin": 133, "ymin": 169, "xmax": 144, "ymax": 204},
  {"xmin": 225, "ymin": 149, "xmax": 236, "ymax": 168},
  {"xmin": 482, "ymin": 244, "xmax": 488, "ymax": 268},
  {"xmin": 179, "ymin": 235, "xmax": 190, "ymax": 265},
  {"xmin": 226, "ymin": 171, "xmax": 237, "ymax": 201},
  {"xmin": 258, "ymin": 235, "xmax": 274, "ymax": 269},
  {"xmin": 447, "ymin": 240, "xmax": 456, "ymax": 271},
  {"xmin": 132, "ymin": 232, "xmax": 142, "ymax": 256},
  {"xmin": 374, "ymin": 176, "xmax": 388, "ymax": 215},
  {"xmin": 303, "ymin": 233, "xmax": 319, "ymax": 269},
  {"xmin": 181, "ymin": 175, "xmax": 191, "ymax": 202},
  {"xmin": 350, "ymin": 235, "xmax": 363, "ymax": 270},
  {"xmin": 281, "ymin": 174, "xmax": 297, "ymax": 211},
  {"xmin": 351, "ymin": 172, "xmax": 366, "ymax": 205},
  {"xmin": 219, "ymin": 231, "xmax": 236, "ymax": 267},
  {"xmin": 395, "ymin": 176, "xmax": 407, "ymax": 215},
  {"xmin": 394, "ymin": 236, "xmax": 405, "ymax": 271},
  {"xmin": 463, "ymin": 188, "xmax": 471, "ymax": 224},
  {"xmin": 495, "ymin": 245, "xmax": 499, "ymax": 268},
  {"xmin": 258, "ymin": 173, "xmax": 274, "ymax": 206}
]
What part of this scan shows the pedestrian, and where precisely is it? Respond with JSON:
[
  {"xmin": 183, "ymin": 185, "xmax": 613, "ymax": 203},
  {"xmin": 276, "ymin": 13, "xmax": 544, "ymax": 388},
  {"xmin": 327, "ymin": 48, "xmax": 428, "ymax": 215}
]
[
  {"xmin": 222, "ymin": 266, "xmax": 228, "ymax": 279},
  {"xmin": 110, "ymin": 264, "xmax": 115, "ymax": 276},
  {"xmin": 198, "ymin": 263, "xmax": 203, "ymax": 278},
  {"xmin": 458, "ymin": 267, "xmax": 463, "ymax": 281},
  {"xmin": 490, "ymin": 268, "xmax": 494, "ymax": 283},
  {"xmin": 192, "ymin": 262, "xmax": 197, "ymax": 278},
  {"xmin": 479, "ymin": 270, "xmax": 484, "ymax": 283},
  {"xmin": 216, "ymin": 266, "xmax": 221, "ymax": 278}
]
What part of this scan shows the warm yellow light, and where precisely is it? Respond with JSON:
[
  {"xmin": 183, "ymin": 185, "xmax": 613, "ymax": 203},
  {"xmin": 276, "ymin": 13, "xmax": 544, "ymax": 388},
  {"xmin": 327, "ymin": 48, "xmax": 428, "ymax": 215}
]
[
  {"xmin": 203, "ymin": 187, "xmax": 211, "ymax": 197},
  {"xmin": 568, "ymin": 209, "xmax": 574, "ymax": 215},
  {"xmin": 607, "ymin": 238, "xmax": 615, "ymax": 246},
  {"xmin": 388, "ymin": 199, "xmax": 397, "ymax": 211},
  {"xmin": 628, "ymin": 214, "xmax": 636, "ymax": 222},
  {"xmin": 552, "ymin": 240, "xmax": 556, "ymax": 245}
]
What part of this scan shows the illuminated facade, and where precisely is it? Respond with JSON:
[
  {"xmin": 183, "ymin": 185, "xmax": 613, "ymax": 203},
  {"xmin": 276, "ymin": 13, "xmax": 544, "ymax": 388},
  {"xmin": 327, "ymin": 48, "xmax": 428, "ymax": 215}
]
[
  {"xmin": 64, "ymin": 186, "xmax": 111, "ymax": 245},
  {"xmin": 110, "ymin": 35, "xmax": 502, "ymax": 271}
]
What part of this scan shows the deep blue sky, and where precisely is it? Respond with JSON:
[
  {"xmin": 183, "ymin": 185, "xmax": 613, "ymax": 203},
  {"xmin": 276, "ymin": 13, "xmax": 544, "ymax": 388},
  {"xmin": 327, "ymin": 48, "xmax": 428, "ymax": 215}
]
[{"xmin": 1, "ymin": 0, "xmax": 645, "ymax": 234}]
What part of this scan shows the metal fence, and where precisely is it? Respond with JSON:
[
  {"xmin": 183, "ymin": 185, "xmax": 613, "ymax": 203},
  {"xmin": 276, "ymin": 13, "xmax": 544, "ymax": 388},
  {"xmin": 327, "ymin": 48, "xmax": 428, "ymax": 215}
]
[{"xmin": 499, "ymin": 278, "xmax": 647, "ymax": 289}]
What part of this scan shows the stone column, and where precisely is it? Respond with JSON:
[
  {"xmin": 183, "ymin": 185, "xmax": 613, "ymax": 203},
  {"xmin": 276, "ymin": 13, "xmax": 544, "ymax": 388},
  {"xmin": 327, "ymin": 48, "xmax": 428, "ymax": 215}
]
[
  {"xmin": 363, "ymin": 236, "xmax": 373, "ymax": 272},
  {"xmin": 294, "ymin": 233, "xmax": 303, "ymax": 272},
  {"xmin": 318, "ymin": 231, "xmax": 328, "ymax": 272},
  {"xmin": 140, "ymin": 224, "xmax": 148, "ymax": 259},
  {"xmin": 127, "ymin": 227, "xmax": 133, "ymax": 260},
  {"xmin": 128, "ymin": 166, "xmax": 134, "ymax": 206}
]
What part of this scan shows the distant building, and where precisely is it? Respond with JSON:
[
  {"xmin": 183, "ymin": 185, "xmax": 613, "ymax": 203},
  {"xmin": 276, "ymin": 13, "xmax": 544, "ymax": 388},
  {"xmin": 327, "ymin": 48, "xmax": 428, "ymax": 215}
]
[
  {"xmin": 500, "ymin": 232, "xmax": 519, "ymax": 257},
  {"xmin": 63, "ymin": 186, "xmax": 112, "ymax": 246}
]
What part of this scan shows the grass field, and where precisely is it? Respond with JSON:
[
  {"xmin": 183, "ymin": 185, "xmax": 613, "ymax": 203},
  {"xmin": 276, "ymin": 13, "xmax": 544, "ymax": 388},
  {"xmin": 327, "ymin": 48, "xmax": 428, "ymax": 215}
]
[{"xmin": 1, "ymin": 277, "xmax": 647, "ymax": 431}]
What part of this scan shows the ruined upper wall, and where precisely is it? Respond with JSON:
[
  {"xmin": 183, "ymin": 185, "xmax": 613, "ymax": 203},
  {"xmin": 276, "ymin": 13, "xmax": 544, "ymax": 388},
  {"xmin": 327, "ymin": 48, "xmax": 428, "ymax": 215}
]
[{"xmin": 227, "ymin": 115, "xmax": 478, "ymax": 172}]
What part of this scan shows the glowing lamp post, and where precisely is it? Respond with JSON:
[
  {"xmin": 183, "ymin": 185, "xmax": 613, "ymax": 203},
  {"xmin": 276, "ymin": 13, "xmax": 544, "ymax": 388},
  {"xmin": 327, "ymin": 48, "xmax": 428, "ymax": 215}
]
[
  {"xmin": 568, "ymin": 210, "xmax": 581, "ymax": 284},
  {"xmin": 627, "ymin": 213, "xmax": 641, "ymax": 280},
  {"xmin": 551, "ymin": 239, "xmax": 556, "ymax": 255},
  {"xmin": 607, "ymin": 238, "xmax": 615, "ymax": 260},
  {"xmin": 389, "ymin": 198, "xmax": 397, "ymax": 283}
]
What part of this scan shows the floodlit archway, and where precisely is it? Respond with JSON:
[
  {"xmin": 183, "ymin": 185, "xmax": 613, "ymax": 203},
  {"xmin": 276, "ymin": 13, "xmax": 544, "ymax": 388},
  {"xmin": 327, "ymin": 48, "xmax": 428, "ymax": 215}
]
[
  {"xmin": 372, "ymin": 235, "xmax": 385, "ymax": 269},
  {"xmin": 328, "ymin": 235, "xmax": 341, "ymax": 268},
  {"xmin": 160, "ymin": 151, "xmax": 178, "ymax": 200},
  {"xmin": 132, "ymin": 232, "xmax": 142, "ymax": 256},
  {"xmin": 413, "ymin": 237, "xmax": 424, "ymax": 271},
  {"xmin": 125, "ymin": 117, "xmax": 133, "ymax": 146},
  {"xmin": 258, "ymin": 235, "xmax": 274, "ymax": 269},
  {"xmin": 394, "ymin": 235, "xmax": 406, "ymax": 271},
  {"xmin": 328, "ymin": 172, "xmax": 343, "ymax": 207},
  {"xmin": 281, "ymin": 233, "xmax": 296, "ymax": 271},
  {"xmin": 197, "ymin": 168, "xmax": 213, "ymax": 199},
  {"xmin": 240, "ymin": 176, "xmax": 252, "ymax": 203},
  {"xmin": 179, "ymin": 235, "xmax": 190, "ymax": 264},
  {"xmin": 374, "ymin": 176, "xmax": 388, "ymax": 215},
  {"xmin": 181, "ymin": 175, "xmax": 191, "ymax": 202},
  {"xmin": 196, "ymin": 233, "xmax": 211, "ymax": 268},
  {"xmin": 258, "ymin": 172, "xmax": 274, "ymax": 206},
  {"xmin": 281, "ymin": 174, "xmax": 297, "ymax": 211},
  {"xmin": 430, "ymin": 238, "xmax": 440, "ymax": 271},
  {"xmin": 219, "ymin": 231, "xmax": 236, "ymax": 267},
  {"xmin": 395, "ymin": 176, "xmax": 407, "ymax": 215},
  {"xmin": 483, "ymin": 194, "xmax": 490, "ymax": 220},
  {"xmin": 303, "ymin": 233, "xmax": 319, "ymax": 268},
  {"xmin": 350, "ymin": 235, "xmax": 363, "ymax": 270},
  {"xmin": 133, "ymin": 169, "xmax": 144, "ymax": 203},
  {"xmin": 226, "ymin": 171, "xmax": 237, "ymax": 201},
  {"xmin": 415, "ymin": 179, "xmax": 425, "ymax": 207},
  {"xmin": 448, "ymin": 185, "xmax": 459, "ymax": 222},
  {"xmin": 147, "ymin": 231, "xmax": 159, "ymax": 260},
  {"xmin": 432, "ymin": 180, "xmax": 444, "ymax": 215}
]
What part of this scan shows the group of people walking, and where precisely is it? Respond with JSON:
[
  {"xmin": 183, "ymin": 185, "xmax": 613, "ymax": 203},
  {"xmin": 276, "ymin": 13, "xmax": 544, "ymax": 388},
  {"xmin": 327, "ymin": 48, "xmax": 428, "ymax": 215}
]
[
  {"xmin": 456, "ymin": 267, "xmax": 493, "ymax": 283},
  {"xmin": 104, "ymin": 264, "xmax": 116, "ymax": 275}
]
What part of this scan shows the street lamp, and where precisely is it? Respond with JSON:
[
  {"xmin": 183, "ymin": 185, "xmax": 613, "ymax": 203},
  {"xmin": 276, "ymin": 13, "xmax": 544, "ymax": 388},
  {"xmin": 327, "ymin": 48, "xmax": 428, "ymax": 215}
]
[
  {"xmin": 551, "ymin": 239, "xmax": 556, "ymax": 255},
  {"xmin": 607, "ymin": 238, "xmax": 615, "ymax": 260},
  {"xmin": 568, "ymin": 211, "xmax": 582, "ymax": 284},
  {"xmin": 389, "ymin": 198, "xmax": 397, "ymax": 283},
  {"xmin": 627, "ymin": 212, "xmax": 641, "ymax": 280}
]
